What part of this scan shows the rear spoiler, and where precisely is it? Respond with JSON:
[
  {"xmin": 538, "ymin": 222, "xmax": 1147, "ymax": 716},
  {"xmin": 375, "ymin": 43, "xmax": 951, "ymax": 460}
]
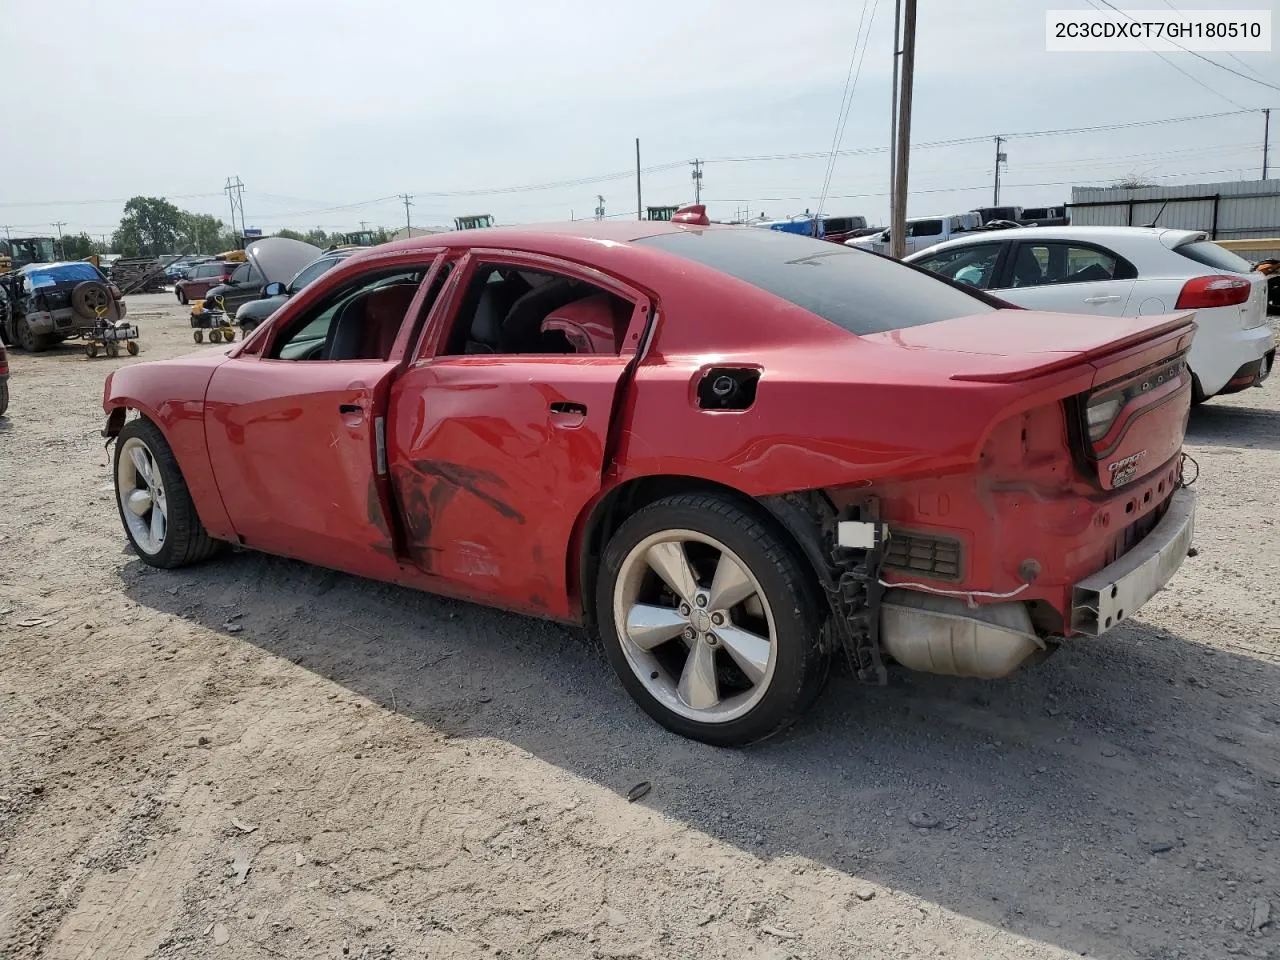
[{"xmin": 950, "ymin": 313, "xmax": 1197, "ymax": 384}]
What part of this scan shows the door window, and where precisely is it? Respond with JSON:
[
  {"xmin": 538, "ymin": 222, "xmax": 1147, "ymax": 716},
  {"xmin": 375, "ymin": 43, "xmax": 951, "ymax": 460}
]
[
  {"xmin": 440, "ymin": 262, "xmax": 633, "ymax": 357},
  {"xmin": 229, "ymin": 263, "xmax": 252, "ymax": 285},
  {"xmin": 269, "ymin": 266, "xmax": 432, "ymax": 361},
  {"xmin": 907, "ymin": 219, "xmax": 944, "ymax": 239},
  {"xmin": 913, "ymin": 243, "xmax": 1002, "ymax": 289},
  {"xmin": 1010, "ymin": 242, "xmax": 1131, "ymax": 287}
]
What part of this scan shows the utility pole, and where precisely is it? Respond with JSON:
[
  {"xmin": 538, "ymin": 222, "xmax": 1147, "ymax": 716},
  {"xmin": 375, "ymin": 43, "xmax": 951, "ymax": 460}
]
[
  {"xmin": 399, "ymin": 194, "xmax": 413, "ymax": 233},
  {"xmin": 594, "ymin": 195, "xmax": 606, "ymax": 221},
  {"xmin": 1264, "ymin": 108, "xmax": 1272, "ymax": 179},
  {"xmin": 888, "ymin": 0, "xmax": 902, "ymax": 234},
  {"xmin": 890, "ymin": 0, "xmax": 917, "ymax": 259},
  {"xmin": 360, "ymin": 220, "xmax": 370, "ymax": 232},
  {"xmin": 993, "ymin": 136, "xmax": 1006, "ymax": 205},
  {"xmin": 635, "ymin": 137, "xmax": 643, "ymax": 220},
  {"xmin": 52, "ymin": 221, "xmax": 67, "ymax": 258},
  {"xmin": 690, "ymin": 159, "xmax": 704, "ymax": 204},
  {"xmin": 224, "ymin": 176, "xmax": 245, "ymax": 241}
]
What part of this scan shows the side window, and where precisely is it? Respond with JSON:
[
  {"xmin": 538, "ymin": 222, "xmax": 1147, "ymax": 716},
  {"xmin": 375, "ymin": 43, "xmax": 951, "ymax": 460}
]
[
  {"xmin": 229, "ymin": 263, "xmax": 251, "ymax": 285},
  {"xmin": 913, "ymin": 243, "xmax": 1002, "ymax": 289},
  {"xmin": 907, "ymin": 219, "xmax": 943, "ymax": 239},
  {"xmin": 1013, "ymin": 243, "xmax": 1122, "ymax": 287},
  {"xmin": 269, "ymin": 266, "xmax": 429, "ymax": 362},
  {"xmin": 440, "ymin": 262, "xmax": 633, "ymax": 357},
  {"xmin": 287, "ymin": 257, "xmax": 338, "ymax": 293}
]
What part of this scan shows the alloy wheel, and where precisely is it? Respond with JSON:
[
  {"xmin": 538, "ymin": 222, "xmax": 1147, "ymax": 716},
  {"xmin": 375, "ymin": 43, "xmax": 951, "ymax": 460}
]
[{"xmin": 612, "ymin": 529, "xmax": 777, "ymax": 724}]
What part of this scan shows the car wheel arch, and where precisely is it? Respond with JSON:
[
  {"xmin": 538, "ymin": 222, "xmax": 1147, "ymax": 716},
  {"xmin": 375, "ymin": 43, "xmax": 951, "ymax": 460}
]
[{"xmin": 571, "ymin": 473, "xmax": 835, "ymax": 634}]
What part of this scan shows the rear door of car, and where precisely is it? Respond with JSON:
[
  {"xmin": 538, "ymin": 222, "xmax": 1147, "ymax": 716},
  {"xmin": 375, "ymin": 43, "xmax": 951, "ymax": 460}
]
[
  {"xmin": 386, "ymin": 249, "xmax": 653, "ymax": 618},
  {"xmin": 992, "ymin": 239, "xmax": 1137, "ymax": 316}
]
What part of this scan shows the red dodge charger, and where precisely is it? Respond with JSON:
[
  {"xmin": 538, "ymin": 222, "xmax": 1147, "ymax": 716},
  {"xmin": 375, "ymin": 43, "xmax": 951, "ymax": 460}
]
[{"xmin": 103, "ymin": 207, "xmax": 1197, "ymax": 746}]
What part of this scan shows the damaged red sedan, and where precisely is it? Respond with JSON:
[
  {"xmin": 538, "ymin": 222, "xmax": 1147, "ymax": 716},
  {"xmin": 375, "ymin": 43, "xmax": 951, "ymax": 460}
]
[{"xmin": 103, "ymin": 207, "xmax": 1197, "ymax": 746}]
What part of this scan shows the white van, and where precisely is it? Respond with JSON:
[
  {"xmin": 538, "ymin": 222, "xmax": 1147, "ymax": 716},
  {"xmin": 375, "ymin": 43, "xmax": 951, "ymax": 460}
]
[{"xmin": 846, "ymin": 212, "xmax": 982, "ymax": 257}]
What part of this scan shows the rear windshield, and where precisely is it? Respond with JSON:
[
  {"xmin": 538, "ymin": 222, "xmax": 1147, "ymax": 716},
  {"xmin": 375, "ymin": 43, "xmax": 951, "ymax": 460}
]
[
  {"xmin": 1174, "ymin": 240, "xmax": 1252, "ymax": 274},
  {"xmin": 636, "ymin": 228, "xmax": 994, "ymax": 335}
]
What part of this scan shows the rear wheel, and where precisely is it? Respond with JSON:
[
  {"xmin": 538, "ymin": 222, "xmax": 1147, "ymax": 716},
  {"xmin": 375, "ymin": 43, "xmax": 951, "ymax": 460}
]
[
  {"xmin": 85, "ymin": 342, "xmax": 98, "ymax": 358},
  {"xmin": 209, "ymin": 328, "xmax": 223, "ymax": 344},
  {"xmin": 0, "ymin": 381, "xmax": 8, "ymax": 417},
  {"xmin": 105, "ymin": 341, "xmax": 120, "ymax": 358},
  {"xmin": 113, "ymin": 417, "xmax": 223, "ymax": 568},
  {"xmin": 126, "ymin": 340, "xmax": 140, "ymax": 356},
  {"xmin": 596, "ymin": 492, "xmax": 829, "ymax": 747},
  {"xmin": 177, "ymin": 289, "xmax": 188, "ymax": 305},
  {"xmin": 193, "ymin": 330, "xmax": 204, "ymax": 344}
]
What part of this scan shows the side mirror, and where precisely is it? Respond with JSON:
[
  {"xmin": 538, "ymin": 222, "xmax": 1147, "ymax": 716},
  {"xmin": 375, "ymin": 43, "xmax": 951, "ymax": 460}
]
[{"xmin": 263, "ymin": 281, "xmax": 285, "ymax": 298}]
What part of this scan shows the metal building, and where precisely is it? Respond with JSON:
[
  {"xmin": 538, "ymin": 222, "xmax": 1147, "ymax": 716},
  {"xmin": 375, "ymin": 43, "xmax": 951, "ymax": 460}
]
[{"xmin": 1069, "ymin": 178, "xmax": 1280, "ymax": 243}]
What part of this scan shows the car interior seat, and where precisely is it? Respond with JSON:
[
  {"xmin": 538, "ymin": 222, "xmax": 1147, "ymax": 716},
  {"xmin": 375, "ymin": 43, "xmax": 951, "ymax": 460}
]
[{"xmin": 1012, "ymin": 247, "xmax": 1044, "ymax": 287}]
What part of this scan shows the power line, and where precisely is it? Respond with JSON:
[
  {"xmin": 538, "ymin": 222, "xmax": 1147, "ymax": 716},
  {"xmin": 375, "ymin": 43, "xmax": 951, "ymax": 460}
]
[
  {"xmin": 815, "ymin": 0, "xmax": 879, "ymax": 226},
  {"xmin": 1090, "ymin": 0, "xmax": 1275, "ymax": 100},
  {"xmin": 1157, "ymin": 0, "xmax": 1274, "ymax": 84}
]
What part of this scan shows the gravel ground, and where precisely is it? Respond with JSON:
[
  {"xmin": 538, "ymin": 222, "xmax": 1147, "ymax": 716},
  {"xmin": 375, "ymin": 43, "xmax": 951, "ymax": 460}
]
[{"xmin": 1, "ymin": 293, "xmax": 1279, "ymax": 960}]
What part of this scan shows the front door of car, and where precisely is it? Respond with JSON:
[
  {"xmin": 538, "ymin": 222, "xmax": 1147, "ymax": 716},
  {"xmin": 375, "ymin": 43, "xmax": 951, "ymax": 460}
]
[
  {"xmin": 386, "ymin": 252, "xmax": 652, "ymax": 618},
  {"xmin": 204, "ymin": 256, "xmax": 442, "ymax": 580},
  {"xmin": 993, "ymin": 240, "xmax": 1137, "ymax": 317}
]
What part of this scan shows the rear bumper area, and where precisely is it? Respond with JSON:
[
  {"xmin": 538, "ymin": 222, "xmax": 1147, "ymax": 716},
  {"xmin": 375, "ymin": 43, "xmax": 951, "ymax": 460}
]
[
  {"xmin": 1217, "ymin": 349, "xmax": 1274, "ymax": 395},
  {"xmin": 1069, "ymin": 488, "xmax": 1195, "ymax": 635}
]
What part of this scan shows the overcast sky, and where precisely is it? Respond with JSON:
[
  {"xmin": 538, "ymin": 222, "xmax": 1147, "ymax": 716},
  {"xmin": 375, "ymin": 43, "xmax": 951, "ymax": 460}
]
[{"xmin": 1, "ymin": 0, "xmax": 1275, "ymax": 240}]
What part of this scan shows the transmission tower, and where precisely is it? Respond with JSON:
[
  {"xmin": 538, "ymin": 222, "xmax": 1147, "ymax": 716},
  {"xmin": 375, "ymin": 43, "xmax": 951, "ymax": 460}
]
[{"xmin": 224, "ymin": 176, "xmax": 246, "ymax": 241}]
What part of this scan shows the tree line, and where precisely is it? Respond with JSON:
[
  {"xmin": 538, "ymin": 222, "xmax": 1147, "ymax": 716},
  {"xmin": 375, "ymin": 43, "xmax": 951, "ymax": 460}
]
[{"xmin": 51, "ymin": 196, "xmax": 392, "ymax": 260}]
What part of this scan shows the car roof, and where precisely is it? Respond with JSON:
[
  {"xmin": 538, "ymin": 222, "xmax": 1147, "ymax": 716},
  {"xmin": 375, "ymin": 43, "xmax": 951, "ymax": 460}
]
[
  {"xmin": 19, "ymin": 261, "xmax": 97, "ymax": 272},
  {"xmin": 905, "ymin": 225, "xmax": 1206, "ymax": 259},
  {"xmin": 363, "ymin": 219, "xmax": 707, "ymax": 258}
]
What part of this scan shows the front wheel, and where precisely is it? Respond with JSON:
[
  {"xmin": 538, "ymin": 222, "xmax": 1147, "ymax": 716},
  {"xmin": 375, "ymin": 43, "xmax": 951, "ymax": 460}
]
[
  {"xmin": 193, "ymin": 330, "xmax": 204, "ymax": 344},
  {"xmin": 177, "ymin": 289, "xmax": 188, "ymax": 305},
  {"xmin": 596, "ymin": 492, "xmax": 829, "ymax": 747},
  {"xmin": 0, "ymin": 381, "xmax": 8, "ymax": 417},
  {"xmin": 113, "ymin": 417, "xmax": 223, "ymax": 568}
]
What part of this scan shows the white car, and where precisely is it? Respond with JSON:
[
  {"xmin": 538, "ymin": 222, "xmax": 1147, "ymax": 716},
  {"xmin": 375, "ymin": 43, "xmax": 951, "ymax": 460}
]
[
  {"xmin": 846, "ymin": 212, "xmax": 983, "ymax": 258},
  {"xmin": 906, "ymin": 226, "xmax": 1275, "ymax": 402}
]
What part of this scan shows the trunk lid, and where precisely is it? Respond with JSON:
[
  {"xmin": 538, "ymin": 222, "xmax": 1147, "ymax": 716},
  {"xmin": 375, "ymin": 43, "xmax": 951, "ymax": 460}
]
[{"xmin": 861, "ymin": 309, "xmax": 1196, "ymax": 490}]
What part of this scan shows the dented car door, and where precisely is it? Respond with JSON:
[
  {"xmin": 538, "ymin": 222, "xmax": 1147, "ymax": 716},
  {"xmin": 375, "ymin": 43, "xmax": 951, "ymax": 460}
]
[{"xmin": 387, "ymin": 253, "xmax": 652, "ymax": 619}]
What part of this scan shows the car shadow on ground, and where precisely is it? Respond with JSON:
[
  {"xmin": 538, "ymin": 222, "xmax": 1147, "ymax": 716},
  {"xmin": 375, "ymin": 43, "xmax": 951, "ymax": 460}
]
[
  {"xmin": 1188, "ymin": 400, "xmax": 1280, "ymax": 452},
  {"xmin": 123, "ymin": 550, "xmax": 1280, "ymax": 960}
]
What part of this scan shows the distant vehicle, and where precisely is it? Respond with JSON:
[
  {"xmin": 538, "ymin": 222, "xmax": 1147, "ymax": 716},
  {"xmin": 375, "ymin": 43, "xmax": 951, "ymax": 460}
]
[
  {"xmin": 165, "ymin": 256, "xmax": 214, "ymax": 284},
  {"xmin": 751, "ymin": 214, "xmax": 872, "ymax": 244},
  {"xmin": 454, "ymin": 214, "xmax": 495, "ymax": 230},
  {"xmin": 846, "ymin": 212, "xmax": 982, "ymax": 257},
  {"xmin": 174, "ymin": 261, "xmax": 236, "ymax": 304},
  {"xmin": 234, "ymin": 247, "xmax": 359, "ymax": 332},
  {"xmin": 973, "ymin": 205, "xmax": 1023, "ymax": 225},
  {"xmin": 0, "ymin": 261, "xmax": 127, "ymax": 352},
  {"xmin": 0, "ymin": 236, "xmax": 57, "ymax": 272},
  {"xmin": 200, "ymin": 237, "xmax": 321, "ymax": 316},
  {"xmin": 819, "ymin": 215, "xmax": 875, "ymax": 244},
  {"xmin": 906, "ymin": 225, "xmax": 1275, "ymax": 402},
  {"xmin": 1020, "ymin": 205, "xmax": 1070, "ymax": 227}
]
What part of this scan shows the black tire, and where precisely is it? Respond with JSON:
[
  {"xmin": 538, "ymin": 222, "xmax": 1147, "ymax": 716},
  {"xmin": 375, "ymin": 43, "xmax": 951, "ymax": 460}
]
[
  {"xmin": 595, "ymin": 492, "xmax": 829, "ymax": 747},
  {"xmin": 0, "ymin": 381, "xmax": 8, "ymax": 417},
  {"xmin": 177, "ymin": 288, "xmax": 188, "ymax": 305},
  {"xmin": 15, "ymin": 318, "xmax": 48, "ymax": 352},
  {"xmin": 113, "ymin": 416, "xmax": 224, "ymax": 568},
  {"xmin": 1190, "ymin": 371, "xmax": 1208, "ymax": 406}
]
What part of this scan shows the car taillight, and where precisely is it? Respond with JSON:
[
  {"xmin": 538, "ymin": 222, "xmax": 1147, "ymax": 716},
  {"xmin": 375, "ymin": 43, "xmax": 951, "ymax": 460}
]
[
  {"xmin": 1085, "ymin": 393, "xmax": 1124, "ymax": 441},
  {"xmin": 1175, "ymin": 274, "xmax": 1251, "ymax": 309}
]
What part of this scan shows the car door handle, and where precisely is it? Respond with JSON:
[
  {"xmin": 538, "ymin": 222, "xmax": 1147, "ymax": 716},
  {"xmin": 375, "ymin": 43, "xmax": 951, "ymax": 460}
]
[
  {"xmin": 550, "ymin": 401, "xmax": 587, "ymax": 416},
  {"xmin": 338, "ymin": 403, "xmax": 362, "ymax": 414},
  {"xmin": 338, "ymin": 403, "xmax": 365, "ymax": 426},
  {"xmin": 1083, "ymin": 295, "xmax": 1122, "ymax": 304}
]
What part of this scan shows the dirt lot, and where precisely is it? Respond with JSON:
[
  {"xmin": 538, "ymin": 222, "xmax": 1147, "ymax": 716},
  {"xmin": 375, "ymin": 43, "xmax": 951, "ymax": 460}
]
[{"xmin": 1, "ymin": 292, "xmax": 1278, "ymax": 960}]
